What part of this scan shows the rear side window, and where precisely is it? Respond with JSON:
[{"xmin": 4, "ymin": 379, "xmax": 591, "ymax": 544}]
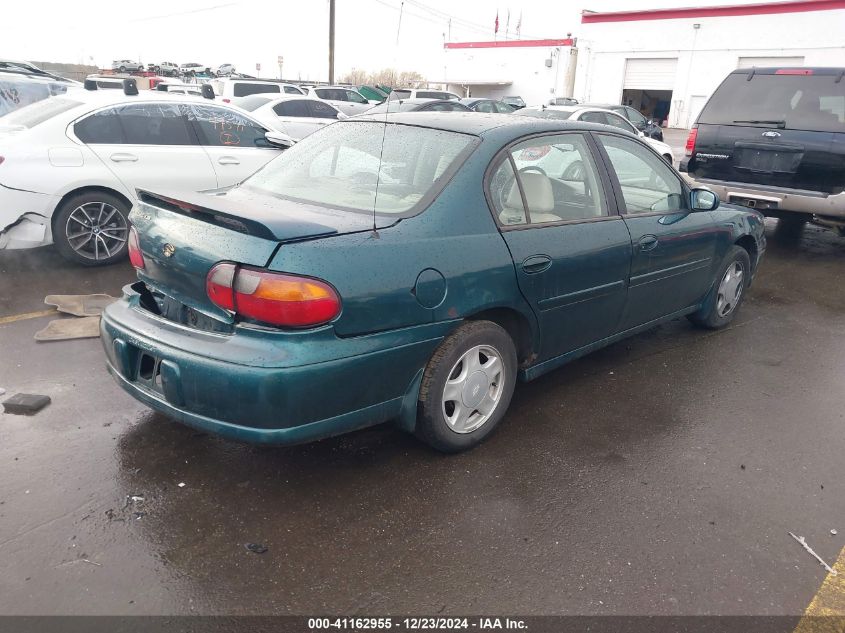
[
  {"xmin": 316, "ymin": 88, "xmax": 345, "ymax": 100},
  {"xmin": 417, "ymin": 91, "xmax": 457, "ymax": 100},
  {"xmin": 233, "ymin": 82, "xmax": 281, "ymax": 97},
  {"xmin": 74, "ymin": 108, "xmax": 126, "ymax": 144},
  {"xmin": 391, "ymin": 90, "xmax": 411, "ymax": 100},
  {"xmin": 187, "ymin": 104, "xmax": 269, "ymax": 147},
  {"xmin": 284, "ymin": 85, "xmax": 303, "ymax": 94},
  {"xmin": 273, "ymin": 100, "xmax": 311, "ymax": 117},
  {"xmin": 116, "ymin": 103, "xmax": 195, "ymax": 145},
  {"xmin": 699, "ymin": 73, "xmax": 845, "ymax": 132}
]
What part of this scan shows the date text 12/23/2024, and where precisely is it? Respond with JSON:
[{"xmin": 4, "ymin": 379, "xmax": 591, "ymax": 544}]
[{"xmin": 307, "ymin": 618, "xmax": 527, "ymax": 630}]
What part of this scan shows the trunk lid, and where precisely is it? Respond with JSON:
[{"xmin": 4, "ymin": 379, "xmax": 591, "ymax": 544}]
[
  {"xmin": 689, "ymin": 68, "xmax": 845, "ymax": 195},
  {"xmin": 131, "ymin": 187, "xmax": 382, "ymax": 324}
]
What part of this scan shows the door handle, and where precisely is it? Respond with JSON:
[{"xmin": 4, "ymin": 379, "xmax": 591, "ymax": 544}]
[
  {"xmin": 521, "ymin": 255, "xmax": 552, "ymax": 274},
  {"xmin": 110, "ymin": 153, "xmax": 138, "ymax": 162},
  {"xmin": 639, "ymin": 235, "xmax": 659, "ymax": 252},
  {"xmin": 217, "ymin": 156, "xmax": 240, "ymax": 165}
]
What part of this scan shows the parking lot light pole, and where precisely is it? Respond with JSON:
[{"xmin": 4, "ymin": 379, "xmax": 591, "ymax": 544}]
[{"xmin": 328, "ymin": 0, "xmax": 335, "ymax": 83}]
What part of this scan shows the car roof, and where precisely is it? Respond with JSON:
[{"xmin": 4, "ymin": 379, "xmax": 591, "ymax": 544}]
[{"xmin": 352, "ymin": 111, "xmax": 627, "ymax": 137}]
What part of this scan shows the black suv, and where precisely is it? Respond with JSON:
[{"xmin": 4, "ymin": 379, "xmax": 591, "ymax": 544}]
[{"xmin": 681, "ymin": 67, "xmax": 845, "ymax": 233}]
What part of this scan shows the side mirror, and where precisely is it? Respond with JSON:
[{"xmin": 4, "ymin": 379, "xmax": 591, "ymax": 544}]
[
  {"xmin": 336, "ymin": 111, "xmax": 349, "ymax": 120},
  {"xmin": 264, "ymin": 131, "xmax": 294, "ymax": 149},
  {"xmin": 691, "ymin": 187, "xmax": 719, "ymax": 211}
]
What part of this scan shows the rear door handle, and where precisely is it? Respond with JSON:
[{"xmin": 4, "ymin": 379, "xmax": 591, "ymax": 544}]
[
  {"xmin": 110, "ymin": 153, "xmax": 138, "ymax": 162},
  {"xmin": 521, "ymin": 255, "xmax": 552, "ymax": 274},
  {"xmin": 639, "ymin": 235, "xmax": 659, "ymax": 252},
  {"xmin": 217, "ymin": 156, "xmax": 240, "ymax": 165}
]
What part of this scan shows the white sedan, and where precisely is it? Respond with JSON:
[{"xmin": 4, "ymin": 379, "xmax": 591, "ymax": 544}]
[
  {"xmin": 0, "ymin": 85, "xmax": 291, "ymax": 265},
  {"xmin": 514, "ymin": 105, "xmax": 675, "ymax": 164},
  {"xmin": 230, "ymin": 94, "xmax": 347, "ymax": 141}
]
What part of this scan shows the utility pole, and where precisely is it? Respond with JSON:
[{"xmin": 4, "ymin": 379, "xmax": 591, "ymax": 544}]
[{"xmin": 328, "ymin": 0, "xmax": 336, "ymax": 83}]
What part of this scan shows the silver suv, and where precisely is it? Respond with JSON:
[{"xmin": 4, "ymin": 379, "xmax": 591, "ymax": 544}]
[{"xmin": 111, "ymin": 60, "xmax": 144, "ymax": 73}]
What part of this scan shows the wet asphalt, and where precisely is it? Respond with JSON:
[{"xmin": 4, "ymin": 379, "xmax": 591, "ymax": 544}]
[{"xmin": 0, "ymin": 218, "xmax": 843, "ymax": 616}]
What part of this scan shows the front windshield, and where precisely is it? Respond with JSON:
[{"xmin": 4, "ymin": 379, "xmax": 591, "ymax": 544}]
[{"xmin": 243, "ymin": 121, "xmax": 476, "ymax": 216}]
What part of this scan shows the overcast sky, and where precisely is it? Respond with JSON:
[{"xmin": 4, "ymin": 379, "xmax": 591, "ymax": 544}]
[{"xmin": 7, "ymin": 0, "xmax": 768, "ymax": 80}]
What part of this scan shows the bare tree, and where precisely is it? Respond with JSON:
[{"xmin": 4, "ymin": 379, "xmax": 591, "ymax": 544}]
[{"xmin": 339, "ymin": 68, "xmax": 369, "ymax": 85}]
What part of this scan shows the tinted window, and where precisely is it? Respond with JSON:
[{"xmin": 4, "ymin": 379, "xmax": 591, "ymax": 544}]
[
  {"xmin": 474, "ymin": 100, "xmax": 496, "ymax": 113},
  {"xmin": 233, "ymin": 83, "xmax": 281, "ymax": 97},
  {"xmin": 416, "ymin": 91, "xmax": 457, "ymax": 100},
  {"xmin": 308, "ymin": 100, "xmax": 339, "ymax": 118},
  {"xmin": 494, "ymin": 102, "xmax": 515, "ymax": 113},
  {"xmin": 422, "ymin": 101, "xmax": 468, "ymax": 112},
  {"xmin": 604, "ymin": 112, "xmax": 636, "ymax": 133},
  {"xmin": 625, "ymin": 107, "xmax": 648, "ymax": 126},
  {"xmin": 74, "ymin": 107, "xmax": 125, "ymax": 144},
  {"xmin": 116, "ymin": 103, "xmax": 195, "ymax": 145},
  {"xmin": 503, "ymin": 134, "xmax": 607, "ymax": 224},
  {"xmin": 391, "ymin": 90, "xmax": 411, "ymax": 99},
  {"xmin": 699, "ymin": 73, "xmax": 845, "ymax": 132},
  {"xmin": 284, "ymin": 85, "xmax": 304, "ymax": 94},
  {"xmin": 273, "ymin": 100, "xmax": 312, "ymax": 117},
  {"xmin": 187, "ymin": 104, "xmax": 269, "ymax": 147},
  {"xmin": 345, "ymin": 90, "xmax": 368, "ymax": 104},
  {"xmin": 316, "ymin": 88, "xmax": 345, "ymax": 100},
  {"xmin": 580, "ymin": 111, "xmax": 608, "ymax": 125},
  {"xmin": 597, "ymin": 134, "xmax": 684, "ymax": 214},
  {"xmin": 244, "ymin": 122, "xmax": 474, "ymax": 216}
]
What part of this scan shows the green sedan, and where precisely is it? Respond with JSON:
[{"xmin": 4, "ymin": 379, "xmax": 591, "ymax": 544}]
[{"xmin": 101, "ymin": 113, "xmax": 766, "ymax": 452}]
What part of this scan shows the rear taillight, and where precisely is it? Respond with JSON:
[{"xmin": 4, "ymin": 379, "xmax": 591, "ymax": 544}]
[
  {"xmin": 775, "ymin": 68, "xmax": 813, "ymax": 75},
  {"xmin": 685, "ymin": 127, "xmax": 698, "ymax": 156},
  {"xmin": 222, "ymin": 98, "xmax": 231, "ymax": 103},
  {"xmin": 206, "ymin": 263, "xmax": 341, "ymax": 328},
  {"xmin": 0, "ymin": 156, "xmax": 5, "ymax": 166},
  {"xmin": 128, "ymin": 226, "xmax": 145, "ymax": 270}
]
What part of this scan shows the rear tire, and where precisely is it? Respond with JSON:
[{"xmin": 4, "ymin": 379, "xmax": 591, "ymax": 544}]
[
  {"xmin": 52, "ymin": 191, "xmax": 130, "ymax": 267},
  {"xmin": 118, "ymin": 66, "xmax": 126, "ymax": 73},
  {"xmin": 688, "ymin": 246, "xmax": 751, "ymax": 329},
  {"xmin": 415, "ymin": 321, "xmax": 517, "ymax": 452}
]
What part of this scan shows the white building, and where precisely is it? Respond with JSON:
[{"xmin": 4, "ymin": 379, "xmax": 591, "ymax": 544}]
[
  {"xmin": 443, "ymin": 38, "xmax": 578, "ymax": 106},
  {"xmin": 443, "ymin": 0, "xmax": 845, "ymax": 128}
]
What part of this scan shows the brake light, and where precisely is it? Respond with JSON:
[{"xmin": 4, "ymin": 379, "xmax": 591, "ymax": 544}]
[
  {"xmin": 222, "ymin": 98, "xmax": 231, "ymax": 103},
  {"xmin": 206, "ymin": 263, "xmax": 341, "ymax": 328},
  {"xmin": 0, "ymin": 156, "xmax": 5, "ymax": 166},
  {"xmin": 128, "ymin": 226, "xmax": 145, "ymax": 270},
  {"xmin": 775, "ymin": 68, "xmax": 813, "ymax": 75},
  {"xmin": 685, "ymin": 127, "xmax": 698, "ymax": 156}
]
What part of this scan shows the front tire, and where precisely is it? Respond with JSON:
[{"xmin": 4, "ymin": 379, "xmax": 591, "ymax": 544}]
[
  {"xmin": 688, "ymin": 246, "xmax": 751, "ymax": 329},
  {"xmin": 416, "ymin": 321, "xmax": 517, "ymax": 452},
  {"xmin": 52, "ymin": 191, "xmax": 130, "ymax": 266}
]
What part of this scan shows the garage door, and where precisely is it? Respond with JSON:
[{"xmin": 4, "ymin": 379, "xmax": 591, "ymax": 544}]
[
  {"xmin": 737, "ymin": 56, "xmax": 804, "ymax": 68},
  {"xmin": 623, "ymin": 58, "xmax": 678, "ymax": 90}
]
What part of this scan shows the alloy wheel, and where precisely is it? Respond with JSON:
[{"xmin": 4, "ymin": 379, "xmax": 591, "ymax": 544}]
[
  {"xmin": 65, "ymin": 202, "xmax": 128, "ymax": 261},
  {"xmin": 716, "ymin": 262, "xmax": 744, "ymax": 317}
]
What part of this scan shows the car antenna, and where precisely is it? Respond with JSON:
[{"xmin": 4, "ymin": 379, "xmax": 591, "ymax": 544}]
[{"xmin": 371, "ymin": 0, "xmax": 405, "ymax": 237}]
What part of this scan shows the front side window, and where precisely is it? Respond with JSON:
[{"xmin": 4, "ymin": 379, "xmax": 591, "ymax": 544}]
[
  {"xmin": 494, "ymin": 102, "xmax": 515, "ymax": 114},
  {"xmin": 187, "ymin": 104, "xmax": 268, "ymax": 147},
  {"xmin": 474, "ymin": 101, "xmax": 496, "ymax": 113},
  {"xmin": 597, "ymin": 134, "xmax": 685, "ymax": 214},
  {"xmin": 345, "ymin": 90, "xmax": 368, "ymax": 104},
  {"xmin": 625, "ymin": 107, "xmax": 648, "ymax": 126},
  {"xmin": 308, "ymin": 100, "xmax": 339, "ymax": 118},
  {"xmin": 489, "ymin": 133, "xmax": 607, "ymax": 226},
  {"xmin": 116, "ymin": 103, "xmax": 195, "ymax": 145},
  {"xmin": 604, "ymin": 112, "xmax": 636, "ymax": 134},
  {"xmin": 243, "ymin": 121, "xmax": 475, "ymax": 216}
]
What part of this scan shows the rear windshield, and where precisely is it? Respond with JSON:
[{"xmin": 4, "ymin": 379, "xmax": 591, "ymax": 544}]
[
  {"xmin": 233, "ymin": 83, "xmax": 281, "ymax": 97},
  {"xmin": 243, "ymin": 121, "xmax": 476, "ymax": 216},
  {"xmin": 699, "ymin": 73, "xmax": 845, "ymax": 132},
  {"xmin": 0, "ymin": 96, "xmax": 82, "ymax": 129},
  {"xmin": 416, "ymin": 91, "xmax": 458, "ymax": 100}
]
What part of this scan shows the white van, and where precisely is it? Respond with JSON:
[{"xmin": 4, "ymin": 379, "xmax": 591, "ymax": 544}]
[{"xmin": 209, "ymin": 78, "xmax": 306, "ymax": 103}]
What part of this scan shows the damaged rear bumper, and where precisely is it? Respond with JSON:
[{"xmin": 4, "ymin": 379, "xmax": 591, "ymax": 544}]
[{"xmin": 0, "ymin": 184, "xmax": 57, "ymax": 249}]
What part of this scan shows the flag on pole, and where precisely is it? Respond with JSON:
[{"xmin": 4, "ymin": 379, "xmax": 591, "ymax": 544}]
[
  {"xmin": 494, "ymin": 10, "xmax": 499, "ymax": 37},
  {"xmin": 515, "ymin": 10, "xmax": 522, "ymax": 38}
]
